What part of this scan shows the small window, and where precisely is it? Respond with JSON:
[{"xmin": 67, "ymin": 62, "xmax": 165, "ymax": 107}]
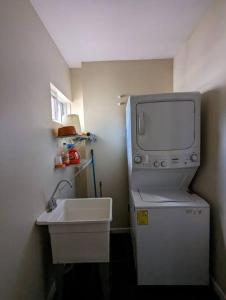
[{"xmin": 50, "ymin": 83, "xmax": 71, "ymax": 124}]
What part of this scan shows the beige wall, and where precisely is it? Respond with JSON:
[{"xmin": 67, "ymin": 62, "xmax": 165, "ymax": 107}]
[
  {"xmin": 174, "ymin": 0, "xmax": 226, "ymax": 293},
  {"xmin": 0, "ymin": 1, "xmax": 74, "ymax": 299},
  {"xmin": 72, "ymin": 60, "xmax": 173, "ymax": 228},
  {"xmin": 70, "ymin": 68, "xmax": 85, "ymax": 130}
]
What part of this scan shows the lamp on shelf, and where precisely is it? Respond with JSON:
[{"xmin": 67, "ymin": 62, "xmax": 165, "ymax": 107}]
[{"xmin": 62, "ymin": 114, "xmax": 82, "ymax": 135}]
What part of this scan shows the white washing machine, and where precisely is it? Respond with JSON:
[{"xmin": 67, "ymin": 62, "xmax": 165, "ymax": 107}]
[{"xmin": 126, "ymin": 92, "xmax": 209, "ymax": 285}]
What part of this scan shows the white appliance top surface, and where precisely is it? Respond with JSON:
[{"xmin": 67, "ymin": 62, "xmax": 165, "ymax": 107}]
[{"xmin": 131, "ymin": 188, "xmax": 209, "ymax": 208}]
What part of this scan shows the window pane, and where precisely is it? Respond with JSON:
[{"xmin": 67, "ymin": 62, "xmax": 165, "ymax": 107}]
[{"xmin": 50, "ymin": 83, "xmax": 71, "ymax": 124}]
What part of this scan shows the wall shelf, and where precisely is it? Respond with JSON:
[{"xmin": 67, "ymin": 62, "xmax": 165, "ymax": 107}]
[
  {"xmin": 56, "ymin": 134, "xmax": 96, "ymax": 144},
  {"xmin": 55, "ymin": 134, "xmax": 95, "ymax": 173}
]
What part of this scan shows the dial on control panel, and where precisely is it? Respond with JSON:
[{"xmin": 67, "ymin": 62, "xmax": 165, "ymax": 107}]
[
  {"xmin": 190, "ymin": 153, "xmax": 198, "ymax": 162},
  {"xmin": 154, "ymin": 161, "xmax": 167, "ymax": 168},
  {"xmin": 161, "ymin": 161, "xmax": 167, "ymax": 167},
  {"xmin": 153, "ymin": 161, "xmax": 160, "ymax": 168},
  {"xmin": 134, "ymin": 155, "xmax": 142, "ymax": 164}
]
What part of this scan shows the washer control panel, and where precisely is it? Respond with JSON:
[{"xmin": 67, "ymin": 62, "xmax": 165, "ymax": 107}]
[{"xmin": 133, "ymin": 152, "xmax": 200, "ymax": 168}]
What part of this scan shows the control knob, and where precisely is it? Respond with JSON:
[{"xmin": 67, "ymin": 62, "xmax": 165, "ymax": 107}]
[
  {"xmin": 161, "ymin": 161, "xmax": 167, "ymax": 167},
  {"xmin": 134, "ymin": 155, "xmax": 142, "ymax": 164},
  {"xmin": 153, "ymin": 161, "xmax": 160, "ymax": 168},
  {"xmin": 190, "ymin": 153, "xmax": 198, "ymax": 162}
]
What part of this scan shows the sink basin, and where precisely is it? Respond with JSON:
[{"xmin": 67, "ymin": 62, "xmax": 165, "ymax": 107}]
[
  {"xmin": 37, "ymin": 198, "xmax": 112, "ymax": 264},
  {"xmin": 37, "ymin": 198, "xmax": 112, "ymax": 224}
]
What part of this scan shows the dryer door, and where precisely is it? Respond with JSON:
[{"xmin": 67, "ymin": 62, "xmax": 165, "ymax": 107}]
[{"xmin": 136, "ymin": 100, "xmax": 195, "ymax": 151}]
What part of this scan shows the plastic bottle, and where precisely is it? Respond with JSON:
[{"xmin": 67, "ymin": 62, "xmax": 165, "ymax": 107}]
[
  {"xmin": 54, "ymin": 155, "xmax": 65, "ymax": 168},
  {"xmin": 61, "ymin": 143, "xmax": 70, "ymax": 165},
  {"xmin": 67, "ymin": 144, "xmax": 80, "ymax": 164}
]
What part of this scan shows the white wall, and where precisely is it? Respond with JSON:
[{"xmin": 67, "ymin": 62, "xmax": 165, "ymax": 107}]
[
  {"xmin": 76, "ymin": 60, "xmax": 173, "ymax": 228},
  {"xmin": 0, "ymin": 1, "xmax": 74, "ymax": 299},
  {"xmin": 174, "ymin": 0, "xmax": 226, "ymax": 294}
]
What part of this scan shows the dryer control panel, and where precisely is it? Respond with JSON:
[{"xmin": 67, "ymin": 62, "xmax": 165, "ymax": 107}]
[{"xmin": 133, "ymin": 151, "xmax": 200, "ymax": 169}]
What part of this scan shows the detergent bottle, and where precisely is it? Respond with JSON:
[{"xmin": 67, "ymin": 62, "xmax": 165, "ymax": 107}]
[{"xmin": 68, "ymin": 144, "xmax": 80, "ymax": 164}]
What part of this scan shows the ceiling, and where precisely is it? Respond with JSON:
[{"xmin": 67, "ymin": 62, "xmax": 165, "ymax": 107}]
[{"xmin": 31, "ymin": 0, "xmax": 213, "ymax": 67}]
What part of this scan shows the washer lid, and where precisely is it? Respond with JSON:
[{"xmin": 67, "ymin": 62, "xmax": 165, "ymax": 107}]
[{"xmin": 138, "ymin": 188, "xmax": 196, "ymax": 203}]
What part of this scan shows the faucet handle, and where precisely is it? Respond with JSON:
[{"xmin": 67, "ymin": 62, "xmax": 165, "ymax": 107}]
[{"xmin": 47, "ymin": 197, "xmax": 57, "ymax": 212}]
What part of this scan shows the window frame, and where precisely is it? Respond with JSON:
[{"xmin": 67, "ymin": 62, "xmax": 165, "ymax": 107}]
[{"xmin": 50, "ymin": 83, "xmax": 71, "ymax": 124}]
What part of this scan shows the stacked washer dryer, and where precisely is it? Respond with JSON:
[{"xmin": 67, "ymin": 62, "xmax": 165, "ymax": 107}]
[{"xmin": 126, "ymin": 92, "xmax": 209, "ymax": 286}]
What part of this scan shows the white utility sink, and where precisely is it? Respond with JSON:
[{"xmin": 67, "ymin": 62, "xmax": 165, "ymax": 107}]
[{"xmin": 37, "ymin": 198, "xmax": 112, "ymax": 264}]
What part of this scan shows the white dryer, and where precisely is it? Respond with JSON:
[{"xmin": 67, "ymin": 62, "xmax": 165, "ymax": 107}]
[{"xmin": 126, "ymin": 92, "xmax": 209, "ymax": 286}]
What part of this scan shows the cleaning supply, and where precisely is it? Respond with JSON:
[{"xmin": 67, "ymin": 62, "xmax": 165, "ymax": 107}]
[
  {"xmin": 61, "ymin": 143, "xmax": 70, "ymax": 165},
  {"xmin": 68, "ymin": 144, "xmax": 80, "ymax": 164},
  {"xmin": 54, "ymin": 155, "xmax": 65, "ymax": 168}
]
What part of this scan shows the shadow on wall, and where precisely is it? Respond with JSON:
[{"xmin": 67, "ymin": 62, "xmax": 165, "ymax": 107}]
[
  {"xmin": 191, "ymin": 87, "xmax": 226, "ymax": 290},
  {"xmin": 9, "ymin": 225, "xmax": 50, "ymax": 299}
]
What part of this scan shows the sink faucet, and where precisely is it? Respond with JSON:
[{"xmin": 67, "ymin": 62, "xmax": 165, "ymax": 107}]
[{"xmin": 47, "ymin": 179, "xmax": 72, "ymax": 212}]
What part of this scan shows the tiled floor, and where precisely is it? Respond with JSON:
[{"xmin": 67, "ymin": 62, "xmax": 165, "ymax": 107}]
[{"xmin": 62, "ymin": 234, "xmax": 219, "ymax": 300}]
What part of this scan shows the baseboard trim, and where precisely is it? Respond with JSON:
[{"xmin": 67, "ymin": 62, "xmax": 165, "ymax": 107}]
[
  {"xmin": 211, "ymin": 277, "xmax": 226, "ymax": 300},
  {"xmin": 47, "ymin": 281, "xmax": 56, "ymax": 300},
  {"xmin": 110, "ymin": 227, "xmax": 130, "ymax": 234}
]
